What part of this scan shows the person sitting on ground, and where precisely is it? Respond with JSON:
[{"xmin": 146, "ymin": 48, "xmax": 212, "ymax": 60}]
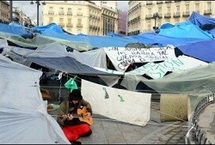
[{"xmin": 57, "ymin": 89, "xmax": 93, "ymax": 144}]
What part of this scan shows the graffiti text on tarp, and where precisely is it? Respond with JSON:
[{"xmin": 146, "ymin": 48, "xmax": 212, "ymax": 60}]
[{"xmin": 105, "ymin": 46, "xmax": 176, "ymax": 71}]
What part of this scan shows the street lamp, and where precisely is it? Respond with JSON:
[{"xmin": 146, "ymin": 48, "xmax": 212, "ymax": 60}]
[
  {"xmin": 10, "ymin": 0, "xmax": 13, "ymax": 23},
  {"xmin": 152, "ymin": 12, "xmax": 160, "ymax": 31},
  {"xmin": 30, "ymin": 0, "xmax": 46, "ymax": 26}
]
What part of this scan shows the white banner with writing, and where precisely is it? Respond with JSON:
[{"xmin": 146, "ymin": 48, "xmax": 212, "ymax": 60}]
[
  {"xmin": 104, "ymin": 45, "xmax": 176, "ymax": 72},
  {"xmin": 126, "ymin": 55, "xmax": 208, "ymax": 79},
  {"xmin": 81, "ymin": 79, "xmax": 151, "ymax": 126}
]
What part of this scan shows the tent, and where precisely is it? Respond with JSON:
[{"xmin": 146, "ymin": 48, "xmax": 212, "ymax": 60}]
[
  {"xmin": 176, "ymin": 39, "xmax": 215, "ymax": 62},
  {"xmin": 158, "ymin": 21, "xmax": 213, "ymax": 39},
  {"xmin": 0, "ymin": 54, "xmax": 70, "ymax": 144},
  {"xmin": 189, "ymin": 11, "xmax": 215, "ymax": 31},
  {"xmin": 130, "ymin": 32, "xmax": 209, "ymax": 47},
  {"xmin": 9, "ymin": 42, "xmax": 111, "ymax": 76}
]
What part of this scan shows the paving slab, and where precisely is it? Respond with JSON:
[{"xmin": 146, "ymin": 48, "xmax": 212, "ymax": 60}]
[{"xmin": 48, "ymin": 101, "xmax": 187, "ymax": 144}]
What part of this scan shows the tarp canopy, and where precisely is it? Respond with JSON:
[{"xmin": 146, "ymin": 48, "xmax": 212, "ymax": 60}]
[
  {"xmin": 120, "ymin": 63, "xmax": 215, "ymax": 94},
  {"xmin": 130, "ymin": 32, "xmax": 209, "ymax": 47},
  {"xmin": 9, "ymin": 42, "xmax": 112, "ymax": 76},
  {"xmin": 142, "ymin": 63, "xmax": 215, "ymax": 94},
  {"xmin": 32, "ymin": 23, "xmax": 64, "ymax": 34},
  {"xmin": 40, "ymin": 30, "xmax": 138, "ymax": 48},
  {"xmin": 176, "ymin": 39, "xmax": 215, "ymax": 62},
  {"xmin": 0, "ymin": 54, "xmax": 70, "ymax": 144},
  {"xmin": 189, "ymin": 11, "xmax": 215, "ymax": 31},
  {"xmin": 0, "ymin": 22, "xmax": 31, "ymax": 37},
  {"xmin": 158, "ymin": 20, "xmax": 213, "ymax": 39},
  {"xmin": 0, "ymin": 32, "xmax": 91, "ymax": 51}
]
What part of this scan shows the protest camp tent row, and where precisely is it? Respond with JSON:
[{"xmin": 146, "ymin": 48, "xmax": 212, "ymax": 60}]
[{"xmin": 1, "ymin": 11, "xmax": 215, "ymax": 143}]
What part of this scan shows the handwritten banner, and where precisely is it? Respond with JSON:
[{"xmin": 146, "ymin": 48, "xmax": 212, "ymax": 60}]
[
  {"xmin": 104, "ymin": 45, "xmax": 176, "ymax": 72},
  {"xmin": 126, "ymin": 55, "xmax": 208, "ymax": 79}
]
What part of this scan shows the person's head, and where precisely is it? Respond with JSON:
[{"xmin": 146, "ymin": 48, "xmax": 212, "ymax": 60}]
[{"xmin": 68, "ymin": 89, "xmax": 83, "ymax": 104}]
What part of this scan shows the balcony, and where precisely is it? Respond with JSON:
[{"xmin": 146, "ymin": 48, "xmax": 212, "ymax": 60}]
[
  {"xmin": 182, "ymin": 11, "xmax": 190, "ymax": 17},
  {"xmin": 145, "ymin": 14, "xmax": 152, "ymax": 20},
  {"xmin": 146, "ymin": 2, "xmax": 153, "ymax": 5},
  {"xmin": 204, "ymin": 9, "xmax": 212, "ymax": 15},
  {"xmin": 173, "ymin": 12, "xmax": 180, "ymax": 18},
  {"xmin": 129, "ymin": 16, "xmax": 141, "ymax": 24},
  {"xmin": 157, "ymin": 1, "xmax": 163, "ymax": 4},
  {"xmin": 165, "ymin": 1, "xmax": 172, "ymax": 3},
  {"xmin": 164, "ymin": 13, "xmax": 171, "ymax": 18}
]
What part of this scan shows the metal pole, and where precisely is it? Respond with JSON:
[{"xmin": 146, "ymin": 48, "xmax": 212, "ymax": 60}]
[
  {"xmin": 37, "ymin": 0, "xmax": 39, "ymax": 26},
  {"xmin": 10, "ymin": 0, "xmax": 13, "ymax": 23}
]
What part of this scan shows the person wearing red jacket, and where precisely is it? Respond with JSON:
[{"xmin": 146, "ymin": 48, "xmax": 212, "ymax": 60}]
[{"xmin": 57, "ymin": 89, "xmax": 93, "ymax": 144}]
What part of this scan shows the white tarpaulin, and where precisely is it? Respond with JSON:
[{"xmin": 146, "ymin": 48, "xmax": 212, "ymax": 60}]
[
  {"xmin": 81, "ymin": 79, "xmax": 151, "ymax": 126},
  {"xmin": 126, "ymin": 55, "xmax": 208, "ymax": 79},
  {"xmin": 0, "ymin": 55, "xmax": 70, "ymax": 144},
  {"xmin": 104, "ymin": 45, "xmax": 176, "ymax": 72}
]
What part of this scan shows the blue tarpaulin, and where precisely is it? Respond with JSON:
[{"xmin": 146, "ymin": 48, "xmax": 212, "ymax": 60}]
[
  {"xmin": 189, "ymin": 11, "xmax": 215, "ymax": 31},
  {"xmin": 130, "ymin": 32, "xmax": 209, "ymax": 47},
  {"xmin": 158, "ymin": 20, "xmax": 213, "ymax": 39},
  {"xmin": 176, "ymin": 39, "xmax": 215, "ymax": 62}
]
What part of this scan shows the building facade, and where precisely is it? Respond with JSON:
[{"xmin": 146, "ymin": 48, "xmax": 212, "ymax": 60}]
[
  {"xmin": 12, "ymin": 6, "xmax": 32, "ymax": 26},
  {"xmin": 0, "ymin": 1, "xmax": 10, "ymax": 24},
  {"xmin": 42, "ymin": 1, "xmax": 118, "ymax": 36},
  {"xmin": 118, "ymin": 10, "xmax": 127, "ymax": 35},
  {"xmin": 128, "ymin": 1, "xmax": 215, "ymax": 35},
  {"xmin": 92, "ymin": 1, "xmax": 117, "ymax": 10}
]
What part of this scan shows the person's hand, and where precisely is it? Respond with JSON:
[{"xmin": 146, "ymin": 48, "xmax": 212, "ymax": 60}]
[
  {"xmin": 62, "ymin": 114, "xmax": 68, "ymax": 119},
  {"xmin": 67, "ymin": 114, "xmax": 73, "ymax": 120}
]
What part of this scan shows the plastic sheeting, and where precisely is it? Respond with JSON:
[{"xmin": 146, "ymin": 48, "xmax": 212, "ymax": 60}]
[
  {"xmin": 140, "ymin": 63, "xmax": 215, "ymax": 94},
  {"xmin": 0, "ymin": 55, "xmax": 70, "ymax": 144},
  {"xmin": 189, "ymin": 11, "xmax": 215, "ymax": 31},
  {"xmin": 158, "ymin": 21, "xmax": 213, "ymax": 39},
  {"xmin": 176, "ymin": 39, "xmax": 215, "ymax": 62},
  {"xmin": 9, "ymin": 42, "xmax": 110, "ymax": 75},
  {"xmin": 130, "ymin": 32, "xmax": 208, "ymax": 47},
  {"xmin": 81, "ymin": 79, "xmax": 151, "ymax": 126}
]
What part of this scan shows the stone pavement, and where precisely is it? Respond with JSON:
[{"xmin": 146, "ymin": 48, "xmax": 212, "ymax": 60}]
[
  {"xmin": 49, "ymin": 101, "xmax": 188, "ymax": 144},
  {"xmin": 198, "ymin": 103, "xmax": 215, "ymax": 144}
]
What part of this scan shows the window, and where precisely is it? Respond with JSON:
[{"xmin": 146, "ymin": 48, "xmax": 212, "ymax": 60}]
[
  {"xmin": 167, "ymin": 6, "xmax": 170, "ymax": 13},
  {"xmin": 59, "ymin": 18, "xmax": 64, "ymax": 22},
  {"xmin": 176, "ymin": 5, "xmax": 180, "ymax": 12},
  {"xmin": 207, "ymin": 2, "xmax": 211, "ymax": 10},
  {"xmin": 78, "ymin": 19, "xmax": 82, "ymax": 24},
  {"xmin": 49, "ymin": 17, "xmax": 53, "ymax": 22},
  {"xmin": 67, "ymin": 18, "xmax": 71, "ymax": 23},
  {"xmin": 185, "ymin": 4, "xmax": 189, "ymax": 11},
  {"xmin": 148, "ymin": 8, "xmax": 152, "ymax": 14},
  {"xmin": 195, "ymin": 3, "xmax": 199, "ymax": 11},
  {"xmin": 158, "ymin": 6, "xmax": 162, "ymax": 14}
]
